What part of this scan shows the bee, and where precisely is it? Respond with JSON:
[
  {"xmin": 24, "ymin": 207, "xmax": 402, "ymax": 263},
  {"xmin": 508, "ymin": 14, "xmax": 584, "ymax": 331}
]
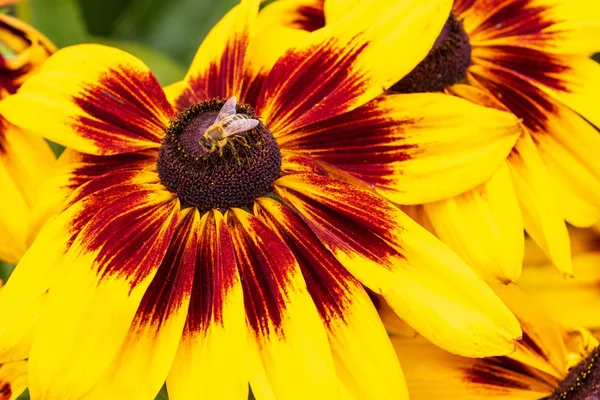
[{"xmin": 199, "ymin": 96, "xmax": 260, "ymax": 155}]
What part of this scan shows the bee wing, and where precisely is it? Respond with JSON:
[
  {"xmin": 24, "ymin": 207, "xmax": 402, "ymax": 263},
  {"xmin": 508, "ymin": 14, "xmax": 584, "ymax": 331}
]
[
  {"xmin": 215, "ymin": 96, "xmax": 237, "ymax": 123},
  {"xmin": 222, "ymin": 118, "xmax": 260, "ymax": 137},
  {"xmin": 220, "ymin": 113, "xmax": 249, "ymax": 126}
]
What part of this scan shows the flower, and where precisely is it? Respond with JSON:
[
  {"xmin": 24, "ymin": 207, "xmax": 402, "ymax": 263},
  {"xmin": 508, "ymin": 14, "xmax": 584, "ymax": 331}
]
[
  {"xmin": 266, "ymin": 0, "xmax": 600, "ymax": 283},
  {"xmin": 0, "ymin": 0, "xmax": 523, "ymax": 398},
  {"xmin": 388, "ymin": 284, "xmax": 600, "ymax": 399},
  {"xmin": 0, "ymin": 14, "xmax": 56, "ymax": 264}
]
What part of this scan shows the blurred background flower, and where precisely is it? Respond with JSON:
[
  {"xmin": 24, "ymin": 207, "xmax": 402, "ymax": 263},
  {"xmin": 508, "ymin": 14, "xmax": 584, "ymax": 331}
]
[{"xmin": 0, "ymin": 12, "xmax": 55, "ymax": 271}]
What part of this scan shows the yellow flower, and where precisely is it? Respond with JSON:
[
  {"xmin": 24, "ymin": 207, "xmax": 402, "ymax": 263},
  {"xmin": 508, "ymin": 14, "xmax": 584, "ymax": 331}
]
[
  {"xmin": 265, "ymin": 0, "xmax": 600, "ymax": 283},
  {"xmin": 0, "ymin": 0, "xmax": 525, "ymax": 398},
  {"xmin": 388, "ymin": 285, "xmax": 600, "ymax": 399},
  {"xmin": 0, "ymin": 14, "xmax": 56, "ymax": 264}
]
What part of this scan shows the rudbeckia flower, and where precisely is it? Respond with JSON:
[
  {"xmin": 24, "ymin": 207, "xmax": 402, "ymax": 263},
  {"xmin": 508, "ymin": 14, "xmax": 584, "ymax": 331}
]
[
  {"xmin": 266, "ymin": 0, "xmax": 600, "ymax": 283},
  {"xmin": 0, "ymin": 14, "xmax": 56, "ymax": 264},
  {"xmin": 0, "ymin": 0, "xmax": 523, "ymax": 398},
  {"xmin": 389, "ymin": 285, "xmax": 600, "ymax": 399}
]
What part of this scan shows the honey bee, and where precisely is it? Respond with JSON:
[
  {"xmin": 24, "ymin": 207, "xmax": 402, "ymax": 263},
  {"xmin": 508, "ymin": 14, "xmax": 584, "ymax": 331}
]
[{"xmin": 199, "ymin": 96, "xmax": 260, "ymax": 155}]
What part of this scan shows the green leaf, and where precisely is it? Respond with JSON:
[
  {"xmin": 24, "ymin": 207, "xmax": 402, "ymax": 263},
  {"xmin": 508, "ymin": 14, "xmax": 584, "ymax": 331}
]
[
  {"xmin": 88, "ymin": 36, "xmax": 186, "ymax": 86},
  {"xmin": 16, "ymin": 388, "xmax": 29, "ymax": 400},
  {"xmin": 30, "ymin": 0, "xmax": 87, "ymax": 48}
]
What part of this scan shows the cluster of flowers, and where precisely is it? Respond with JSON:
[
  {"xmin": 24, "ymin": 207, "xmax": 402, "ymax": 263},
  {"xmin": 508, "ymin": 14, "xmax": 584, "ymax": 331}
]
[{"xmin": 0, "ymin": 0, "xmax": 599, "ymax": 399}]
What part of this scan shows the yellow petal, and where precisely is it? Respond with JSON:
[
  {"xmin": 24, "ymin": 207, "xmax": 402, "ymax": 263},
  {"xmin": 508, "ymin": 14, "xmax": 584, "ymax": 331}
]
[
  {"xmin": 520, "ymin": 251, "xmax": 600, "ymax": 331},
  {"xmin": 0, "ymin": 360, "xmax": 28, "ymax": 400},
  {"xmin": 0, "ymin": 208, "xmax": 76, "ymax": 363},
  {"xmin": 0, "ymin": 164, "xmax": 29, "ymax": 264},
  {"xmin": 391, "ymin": 334, "xmax": 555, "ymax": 399},
  {"xmin": 493, "ymin": 284, "xmax": 568, "ymax": 378},
  {"xmin": 167, "ymin": 210, "xmax": 248, "ymax": 400},
  {"xmin": 538, "ymin": 57, "xmax": 600, "ymax": 131},
  {"xmin": 0, "ymin": 121, "xmax": 55, "ymax": 208},
  {"xmin": 183, "ymin": 0, "xmax": 259, "ymax": 100},
  {"xmin": 457, "ymin": 0, "xmax": 600, "ymax": 55},
  {"xmin": 323, "ymin": 0, "xmax": 358, "ymax": 24},
  {"xmin": 86, "ymin": 210, "xmax": 198, "ymax": 400},
  {"xmin": 0, "ymin": 44, "xmax": 173, "ymax": 155},
  {"xmin": 0, "ymin": 169, "xmax": 166, "ymax": 365},
  {"xmin": 162, "ymin": 80, "xmax": 191, "ymax": 112},
  {"xmin": 28, "ymin": 193, "xmax": 178, "ymax": 399},
  {"xmin": 531, "ymin": 98, "xmax": 600, "ymax": 228},
  {"xmin": 255, "ymin": 197, "xmax": 408, "ymax": 399},
  {"xmin": 227, "ymin": 208, "xmax": 338, "ymax": 399},
  {"xmin": 425, "ymin": 162, "xmax": 525, "ymax": 283},
  {"xmin": 256, "ymin": 0, "xmax": 453, "ymax": 135},
  {"xmin": 247, "ymin": 0, "xmax": 320, "ymax": 76},
  {"xmin": 279, "ymin": 92, "xmax": 521, "ymax": 204},
  {"xmin": 538, "ymin": 0, "xmax": 600, "ymax": 54},
  {"xmin": 390, "ymin": 286, "xmax": 569, "ymax": 400},
  {"xmin": 275, "ymin": 173, "xmax": 521, "ymax": 357},
  {"xmin": 0, "ymin": 121, "xmax": 55, "ymax": 263},
  {"xmin": 508, "ymin": 133, "xmax": 572, "ymax": 274}
]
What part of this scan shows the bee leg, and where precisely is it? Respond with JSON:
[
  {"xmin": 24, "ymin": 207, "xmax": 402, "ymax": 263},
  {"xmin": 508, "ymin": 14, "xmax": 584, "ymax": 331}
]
[
  {"xmin": 217, "ymin": 139, "xmax": 229, "ymax": 157},
  {"xmin": 232, "ymin": 144, "xmax": 242, "ymax": 165},
  {"xmin": 236, "ymin": 136, "xmax": 250, "ymax": 148}
]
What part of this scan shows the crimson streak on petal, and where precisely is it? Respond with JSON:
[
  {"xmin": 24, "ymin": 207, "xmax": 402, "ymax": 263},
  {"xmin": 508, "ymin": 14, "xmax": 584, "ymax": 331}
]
[
  {"xmin": 75, "ymin": 191, "xmax": 178, "ymax": 289},
  {"xmin": 468, "ymin": 0, "xmax": 553, "ymax": 40},
  {"xmin": 185, "ymin": 210, "xmax": 238, "ymax": 334},
  {"xmin": 469, "ymin": 69, "xmax": 557, "ymax": 132},
  {"xmin": 187, "ymin": 3, "xmax": 254, "ymax": 100},
  {"xmin": 133, "ymin": 210, "xmax": 198, "ymax": 328},
  {"xmin": 279, "ymin": 98, "xmax": 416, "ymax": 187},
  {"xmin": 464, "ymin": 356, "xmax": 553, "ymax": 391},
  {"xmin": 59, "ymin": 150, "xmax": 157, "ymax": 193},
  {"xmin": 476, "ymin": 46, "xmax": 569, "ymax": 91},
  {"xmin": 257, "ymin": 36, "xmax": 369, "ymax": 135},
  {"xmin": 255, "ymin": 198, "xmax": 354, "ymax": 328},
  {"xmin": 227, "ymin": 209, "xmax": 298, "ymax": 336},
  {"xmin": 73, "ymin": 67, "xmax": 173, "ymax": 152},
  {"xmin": 289, "ymin": 1, "xmax": 325, "ymax": 32},
  {"xmin": 274, "ymin": 174, "xmax": 403, "ymax": 267}
]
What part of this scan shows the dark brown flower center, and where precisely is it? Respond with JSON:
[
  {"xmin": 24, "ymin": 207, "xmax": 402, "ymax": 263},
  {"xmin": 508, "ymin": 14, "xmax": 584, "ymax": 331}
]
[
  {"xmin": 391, "ymin": 13, "xmax": 471, "ymax": 94},
  {"xmin": 551, "ymin": 346, "xmax": 600, "ymax": 399},
  {"xmin": 157, "ymin": 98, "xmax": 281, "ymax": 211}
]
